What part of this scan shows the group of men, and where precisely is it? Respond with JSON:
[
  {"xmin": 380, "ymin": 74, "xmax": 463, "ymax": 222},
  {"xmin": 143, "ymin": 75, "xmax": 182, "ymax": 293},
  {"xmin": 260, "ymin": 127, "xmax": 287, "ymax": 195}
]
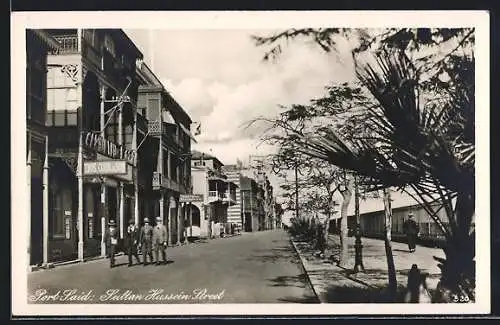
[{"xmin": 104, "ymin": 217, "xmax": 168, "ymax": 268}]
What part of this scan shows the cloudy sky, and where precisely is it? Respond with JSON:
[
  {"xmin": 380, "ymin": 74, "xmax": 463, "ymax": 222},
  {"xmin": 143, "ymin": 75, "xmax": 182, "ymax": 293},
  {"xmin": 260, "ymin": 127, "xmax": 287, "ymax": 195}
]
[{"xmin": 124, "ymin": 29, "xmax": 356, "ymax": 193}]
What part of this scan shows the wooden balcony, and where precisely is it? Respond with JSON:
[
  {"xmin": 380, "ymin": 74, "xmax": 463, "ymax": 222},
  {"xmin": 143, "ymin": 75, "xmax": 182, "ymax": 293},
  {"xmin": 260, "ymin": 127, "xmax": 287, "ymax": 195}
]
[
  {"xmin": 208, "ymin": 190, "xmax": 224, "ymax": 203},
  {"xmin": 152, "ymin": 171, "xmax": 183, "ymax": 192},
  {"xmin": 52, "ymin": 35, "xmax": 79, "ymax": 54},
  {"xmin": 148, "ymin": 120, "xmax": 163, "ymax": 137}
]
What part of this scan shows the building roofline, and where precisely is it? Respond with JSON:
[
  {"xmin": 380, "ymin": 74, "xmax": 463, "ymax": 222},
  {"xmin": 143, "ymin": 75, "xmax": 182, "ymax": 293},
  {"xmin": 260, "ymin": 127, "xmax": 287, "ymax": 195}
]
[
  {"xmin": 136, "ymin": 62, "xmax": 192, "ymax": 124},
  {"xmin": 28, "ymin": 29, "xmax": 61, "ymax": 52}
]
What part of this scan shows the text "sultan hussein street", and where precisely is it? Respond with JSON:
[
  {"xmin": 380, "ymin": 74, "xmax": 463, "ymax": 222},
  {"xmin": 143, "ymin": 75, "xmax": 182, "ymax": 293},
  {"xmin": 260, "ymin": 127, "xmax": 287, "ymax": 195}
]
[{"xmin": 29, "ymin": 288, "xmax": 225, "ymax": 302}]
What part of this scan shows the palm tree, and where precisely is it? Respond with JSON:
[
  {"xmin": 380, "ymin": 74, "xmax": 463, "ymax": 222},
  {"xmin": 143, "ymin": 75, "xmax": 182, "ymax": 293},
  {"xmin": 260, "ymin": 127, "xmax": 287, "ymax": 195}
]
[{"xmin": 291, "ymin": 49, "xmax": 475, "ymax": 302}]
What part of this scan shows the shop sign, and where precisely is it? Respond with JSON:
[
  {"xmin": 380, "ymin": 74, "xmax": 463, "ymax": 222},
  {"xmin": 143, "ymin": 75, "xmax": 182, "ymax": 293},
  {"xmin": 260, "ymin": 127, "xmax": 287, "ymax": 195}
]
[
  {"xmin": 84, "ymin": 160, "xmax": 127, "ymax": 175},
  {"xmin": 179, "ymin": 194, "xmax": 204, "ymax": 203},
  {"xmin": 83, "ymin": 131, "xmax": 135, "ymax": 164}
]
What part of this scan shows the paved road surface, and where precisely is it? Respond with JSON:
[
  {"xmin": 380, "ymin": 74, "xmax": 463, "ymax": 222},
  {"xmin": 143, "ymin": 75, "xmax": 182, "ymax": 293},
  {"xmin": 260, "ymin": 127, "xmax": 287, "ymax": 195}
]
[{"xmin": 28, "ymin": 230, "xmax": 318, "ymax": 304}]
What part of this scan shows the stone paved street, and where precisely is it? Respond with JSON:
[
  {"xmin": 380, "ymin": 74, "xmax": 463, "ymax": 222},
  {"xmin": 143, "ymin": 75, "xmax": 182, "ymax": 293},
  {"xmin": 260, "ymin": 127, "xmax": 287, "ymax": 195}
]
[{"xmin": 28, "ymin": 230, "xmax": 318, "ymax": 304}]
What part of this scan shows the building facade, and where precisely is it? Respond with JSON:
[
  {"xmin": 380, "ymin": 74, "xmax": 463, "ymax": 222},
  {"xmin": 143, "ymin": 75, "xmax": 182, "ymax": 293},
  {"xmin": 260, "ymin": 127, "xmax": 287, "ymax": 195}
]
[
  {"xmin": 240, "ymin": 176, "xmax": 265, "ymax": 232},
  {"xmin": 44, "ymin": 29, "xmax": 144, "ymax": 263},
  {"xmin": 190, "ymin": 151, "xmax": 237, "ymax": 238},
  {"xmin": 221, "ymin": 165, "xmax": 243, "ymax": 231},
  {"xmin": 135, "ymin": 62, "xmax": 194, "ymax": 245},
  {"xmin": 26, "ymin": 30, "xmax": 60, "ymax": 268}
]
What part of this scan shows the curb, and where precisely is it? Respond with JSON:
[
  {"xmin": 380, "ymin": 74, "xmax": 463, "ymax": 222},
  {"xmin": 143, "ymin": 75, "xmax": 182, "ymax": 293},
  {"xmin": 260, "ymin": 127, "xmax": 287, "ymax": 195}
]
[{"xmin": 289, "ymin": 239, "xmax": 322, "ymax": 303}]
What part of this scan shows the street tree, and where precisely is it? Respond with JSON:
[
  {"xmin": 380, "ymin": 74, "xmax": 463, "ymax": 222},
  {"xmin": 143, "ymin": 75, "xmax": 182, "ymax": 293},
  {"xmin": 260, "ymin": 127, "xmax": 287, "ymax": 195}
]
[{"xmin": 252, "ymin": 28, "xmax": 475, "ymax": 302}]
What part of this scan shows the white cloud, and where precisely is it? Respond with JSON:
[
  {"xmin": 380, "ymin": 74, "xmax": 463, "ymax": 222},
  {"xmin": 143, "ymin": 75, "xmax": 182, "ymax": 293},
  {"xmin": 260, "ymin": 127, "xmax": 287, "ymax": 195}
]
[{"xmin": 125, "ymin": 29, "xmax": 357, "ymax": 191}]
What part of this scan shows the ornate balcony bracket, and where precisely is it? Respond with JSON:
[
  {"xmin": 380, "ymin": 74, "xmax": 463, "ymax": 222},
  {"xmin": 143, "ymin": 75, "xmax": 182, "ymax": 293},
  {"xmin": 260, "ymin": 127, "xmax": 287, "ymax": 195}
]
[
  {"xmin": 61, "ymin": 156, "xmax": 78, "ymax": 175},
  {"xmin": 60, "ymin": 64, "xmax": 80, "ymax": 85}
]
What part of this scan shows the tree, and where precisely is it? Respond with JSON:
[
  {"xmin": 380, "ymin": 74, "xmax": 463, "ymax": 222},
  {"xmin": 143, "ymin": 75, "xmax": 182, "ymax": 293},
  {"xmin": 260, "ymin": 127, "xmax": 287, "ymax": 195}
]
[
  {"xmin": 252, "ymin": 27, "xmax": 475, "ymax": 302},
  {"xmin": 276, "ymin": 156, "xmax": 343, "ymax": 251},
  {"xmin": 383, "ymin": 188, "xmax": 397, "ymax": 301}
]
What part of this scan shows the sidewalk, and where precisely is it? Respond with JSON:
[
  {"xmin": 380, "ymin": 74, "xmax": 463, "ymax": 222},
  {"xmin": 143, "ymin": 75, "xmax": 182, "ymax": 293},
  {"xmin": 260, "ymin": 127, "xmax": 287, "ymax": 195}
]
[{"xmin": 291, "ymin": 234, "xmax": 445, "ymax": 303}]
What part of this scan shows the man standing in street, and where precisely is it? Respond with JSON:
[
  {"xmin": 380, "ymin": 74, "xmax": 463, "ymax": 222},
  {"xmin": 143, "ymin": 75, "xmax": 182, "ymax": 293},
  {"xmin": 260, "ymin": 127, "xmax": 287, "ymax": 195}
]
[
  {"xmin": 403, "ymin": 212, "xmax": 420, "ymax": 253},
  {"xmin": 153, "ymin": 216, "xmax": 168, "ymax": 265},
  {"xmin": 104, "ymin": 219, "xmax": 119, "ymax": 268},
  {"xmin": 125, "ymin": 219, "xmax": 141, "ymax": 267},
  {"xmin": 139, "ymin": 217, "xmax": 154, "ymax": 266}
]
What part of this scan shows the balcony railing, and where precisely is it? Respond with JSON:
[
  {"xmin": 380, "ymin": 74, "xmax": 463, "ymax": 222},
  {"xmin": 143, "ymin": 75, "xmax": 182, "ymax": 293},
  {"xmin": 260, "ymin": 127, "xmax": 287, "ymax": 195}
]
[
  {"xmin": 53, "ymin": 35, "xmax": 79, "ymax": 54},
  {"xmin": 208, "ymin": 190, "xmax": 224, "ymax": 202},
  {"xmin": 148, "ymin": 120, "xmax": 162, "ymax": 136},
  {"xmin": 152, "ymin": 171, "xmax": 183, "ymax": 192}
]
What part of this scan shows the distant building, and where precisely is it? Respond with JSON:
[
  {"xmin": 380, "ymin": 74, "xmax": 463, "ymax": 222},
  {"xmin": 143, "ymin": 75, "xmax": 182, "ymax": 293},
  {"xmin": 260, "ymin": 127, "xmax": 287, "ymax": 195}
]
[
  {"xmin": 330, "ymin": 189, "xmax": 452, "ymax": 244},
  {"xmin": 240, "ymin": 176, "xmax": 264, "ymax": 232},
  {"xmin": 221, "ymin": 165, "xmax": 243, "ymax": 230},
  {"xmin": 190, "ymin": 151, "xmax": 238, "ymax": 238}
]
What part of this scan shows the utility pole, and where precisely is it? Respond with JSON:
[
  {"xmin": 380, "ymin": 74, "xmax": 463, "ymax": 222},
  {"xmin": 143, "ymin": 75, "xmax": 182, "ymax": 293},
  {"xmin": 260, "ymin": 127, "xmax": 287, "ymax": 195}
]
[
  {"xmin": 353, "ymin": 175, "xmax": 365, "ymax": 273},
  {"xmin": 295, "ymin": 161, "xmax": 299, "ymax": 220}
]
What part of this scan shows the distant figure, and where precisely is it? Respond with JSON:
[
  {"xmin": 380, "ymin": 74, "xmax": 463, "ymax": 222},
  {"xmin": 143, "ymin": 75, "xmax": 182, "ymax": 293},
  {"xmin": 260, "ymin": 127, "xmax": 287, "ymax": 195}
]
[
  {"xmin": 139, "ymin": 218, "xmax": 154, "ymax": 266},
  {"xmin": 403, "ymin": 212, "xmax": 420, "ymax": 252},
  {"xmin": 125, "ymin": 219, "xmax": 141, "ymax": 267},
  {"xmin": 104, "ymin": 220, "xmax": 119, "ymax": 268},
  {"xmin": 153, "ymin": 216, "xmax": 168, "ymax": 265},
  {"xmin": 404, "ymin": 264, "xmax": 432, "ymax": 303}
]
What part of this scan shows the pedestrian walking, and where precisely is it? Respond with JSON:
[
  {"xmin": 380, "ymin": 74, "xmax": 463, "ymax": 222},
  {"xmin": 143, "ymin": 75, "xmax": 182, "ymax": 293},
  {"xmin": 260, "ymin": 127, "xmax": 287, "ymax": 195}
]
[
  {"xmin": 104, "ymin": 219, "xmax": 119, "ymax": 268},
  {"xmin": 139, "ymin": 217, "xmax": 154, "ymax": 266},
  {"xmin": 125, "ymin": 219, "xmax": 141, "ymax": 266},
  {"xmin": 403, "ymin": 212, "xmax": 420, "ymax": 252},
  {"xmin": 153, "ymin": 216, "xmax": 168, "ymax": 265}
]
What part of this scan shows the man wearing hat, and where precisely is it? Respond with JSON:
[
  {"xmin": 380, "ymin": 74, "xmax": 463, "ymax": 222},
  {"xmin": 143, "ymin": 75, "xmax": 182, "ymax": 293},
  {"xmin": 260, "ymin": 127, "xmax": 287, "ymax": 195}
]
[
  {"xmin": 125, "ymin": 219, "xmax": 141, "ymax": 266},
  {"xmin": 139, "ymin": 218, "xmax": 154, "ymax": 266},
  {"xmin": 104, "ymin": 219, "xmax": 119, "ymax": 268},
  {"xmin": 403, "ymin": 212, "xmax": 420, "ymax": 252},
  {"xmin": 153, "ymin": 216, "xmax": 168, "ymax": 265}
]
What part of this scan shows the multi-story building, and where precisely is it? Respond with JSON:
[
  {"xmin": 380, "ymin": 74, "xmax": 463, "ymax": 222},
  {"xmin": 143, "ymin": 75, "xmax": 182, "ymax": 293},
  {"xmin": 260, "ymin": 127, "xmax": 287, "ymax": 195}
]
[
  {"xmin": 190, "ymin": 151, "xmax": 238, "ymax": 238},
  {"xmin": 221, "ymin": 165, "xmax": 243, "ymax": 231},
  {"xmin": 240, "ymin": 176, "xmax": 265, "ymax": 232},
  {"xmin": 44, "ymin": 29, "xmax": 144, "ymax": 263},
  {"xmin": 26, "ymin": 30, "xmax": 60, "ymax": 269},
  {"xmin": 135, "ymin": 62, "xmax": 194, "ymax": 246}
]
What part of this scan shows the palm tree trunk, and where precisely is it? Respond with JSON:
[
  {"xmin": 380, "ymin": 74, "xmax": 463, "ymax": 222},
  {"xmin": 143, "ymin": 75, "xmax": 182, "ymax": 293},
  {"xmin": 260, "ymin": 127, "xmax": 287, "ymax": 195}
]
[
  {"xmin": 383, "ymin": 188, "xmax": 398, "ymax": 301},
  {"xmin": 338, "ymin": 183, "xmax": 353, "ymax": 268},
  {"xmin": 435, "ymin": 191, "xmax": 475, "ymax": 302}
]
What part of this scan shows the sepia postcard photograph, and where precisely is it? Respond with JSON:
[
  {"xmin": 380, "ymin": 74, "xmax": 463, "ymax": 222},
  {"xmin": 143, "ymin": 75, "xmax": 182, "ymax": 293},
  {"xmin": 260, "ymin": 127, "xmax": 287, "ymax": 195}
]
[{"xmin": 11, "ymin": 10, "xmax": 490, "ymax": 317}]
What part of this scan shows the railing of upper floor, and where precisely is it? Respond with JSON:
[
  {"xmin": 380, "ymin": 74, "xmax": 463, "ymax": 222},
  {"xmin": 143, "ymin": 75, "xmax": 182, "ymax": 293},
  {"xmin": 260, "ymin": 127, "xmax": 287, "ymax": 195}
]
[
  {"xmin": 52, "ymin": 35, "xmax": 79, "ymax": 54},
  {"xmin": 152, "ymin": 171, "xmax": 190, "ymax": 193},
  {"xmin": 46, "ymin": 109, "xmax": 78, "ymax": 127},
  {"xmin": 148, "ymin": 120, "xmax": 184, "ymax": 148},
  {"xmin": 208, "ymin": 190, "xmax": 225, "ymax": 201}
]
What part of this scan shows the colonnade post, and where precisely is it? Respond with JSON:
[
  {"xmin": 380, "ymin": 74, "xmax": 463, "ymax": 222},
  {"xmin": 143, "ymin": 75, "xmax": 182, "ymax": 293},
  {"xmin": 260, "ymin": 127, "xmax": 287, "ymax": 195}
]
[
  {"xmin": 42, "ymin": 135, "xmax": 49, "ymax": 266},
  {"xmin": 26, "ymin": 131, "xmax": 32, "ymax": 270}
]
